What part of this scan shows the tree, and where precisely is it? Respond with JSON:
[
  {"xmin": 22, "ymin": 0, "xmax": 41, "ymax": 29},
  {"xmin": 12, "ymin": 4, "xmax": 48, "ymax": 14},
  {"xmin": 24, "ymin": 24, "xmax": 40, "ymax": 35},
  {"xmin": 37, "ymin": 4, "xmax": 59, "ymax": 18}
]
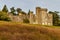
[
  {"xmin": 16, "ymin": 8, "xmax": 22, "ymax": 13},
  {"xmin": 2, "ymin": 5, "xmax": 8, "ymax": 13},
  {"xmin": 28, "ymin": 10, "xmax": 30, "ymax": 15},
  {"xmin": 49, "ymin": 11, "xmax": 59, "ymax": 26},
  {"xmin": 21, "ymin": 11, "xmax": 26, "ymax": 15},
  {"xmin": 10, "ymin": 7, "xmax": 16, "ymax": 15},
  {"xmin": 16, "ymin": 8, "xmax": 22, "ymax": 15},
  {"xmin": 0, "ymin": 11, "xmax": 11, "ymax": 21},
  {"xmin": 58, "ymin": 15, "xmax": 60, "ymax": 26}
]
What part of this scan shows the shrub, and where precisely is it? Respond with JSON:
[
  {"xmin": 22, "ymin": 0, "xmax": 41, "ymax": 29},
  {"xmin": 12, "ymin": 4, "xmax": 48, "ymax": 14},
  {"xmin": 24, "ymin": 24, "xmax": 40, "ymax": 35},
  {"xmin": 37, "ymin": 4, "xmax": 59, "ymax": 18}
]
[
  {"xmin": 23, "ymin": 18, "xmax": 30, "ymax": 23},
  {"xmin": 0, "ymin": 11, "xmax": 11, "ymax": 21}
]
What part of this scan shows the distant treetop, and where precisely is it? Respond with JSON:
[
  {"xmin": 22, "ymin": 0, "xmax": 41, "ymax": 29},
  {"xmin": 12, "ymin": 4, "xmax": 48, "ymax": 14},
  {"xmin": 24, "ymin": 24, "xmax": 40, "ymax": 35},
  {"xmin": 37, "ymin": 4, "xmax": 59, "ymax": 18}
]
[{"xmin": 2, "ymin": 5, "xmax": 8, "ymax": 13}]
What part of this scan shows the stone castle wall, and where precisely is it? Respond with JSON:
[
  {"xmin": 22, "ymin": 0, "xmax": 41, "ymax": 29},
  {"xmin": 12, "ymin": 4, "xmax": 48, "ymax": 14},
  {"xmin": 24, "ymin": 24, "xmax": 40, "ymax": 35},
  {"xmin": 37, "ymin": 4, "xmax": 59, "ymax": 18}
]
[
  {"xmin": 36, "ymin": 7, "xmax": 42, "ymax": 24},
  {"xmin": 29, "ymin": 11, "xmax": 34, "ymax": 24},
  {"xmin": 8, "ymin": 7, "xmax": 53, "ymax": 25},
  {"xmin": 29, "ymin": 7, "xmax": 53, "ymax": 25},
  {"xmin": 41, "ymin": 8, "xmax": 48, "ymax": 25}
]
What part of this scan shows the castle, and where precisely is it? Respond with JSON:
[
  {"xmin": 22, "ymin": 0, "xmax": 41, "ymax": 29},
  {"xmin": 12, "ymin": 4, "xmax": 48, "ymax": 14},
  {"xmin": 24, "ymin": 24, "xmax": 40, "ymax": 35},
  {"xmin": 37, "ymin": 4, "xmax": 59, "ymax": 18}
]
[{"xmin": 8, "ymin": 7, "xmax": 53, "ymax": 25}]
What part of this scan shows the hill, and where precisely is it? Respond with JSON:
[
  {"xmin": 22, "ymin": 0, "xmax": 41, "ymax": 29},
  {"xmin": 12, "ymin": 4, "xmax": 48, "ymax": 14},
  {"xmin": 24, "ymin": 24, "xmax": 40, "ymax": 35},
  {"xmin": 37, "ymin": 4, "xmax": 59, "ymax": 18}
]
[{"xmin": 0, "ymin": 21, "xmax": 60, "ymax": 40}]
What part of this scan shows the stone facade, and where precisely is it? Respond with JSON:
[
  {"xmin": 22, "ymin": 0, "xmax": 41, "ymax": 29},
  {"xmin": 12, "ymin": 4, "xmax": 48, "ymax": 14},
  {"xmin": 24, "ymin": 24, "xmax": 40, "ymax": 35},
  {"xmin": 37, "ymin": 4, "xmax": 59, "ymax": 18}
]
[
  {"xmin": 8, "ymin": 7, "xmax": 53, "ymax": 25},
  {"xmin": 29, "ymin": 7, "xmax": 53, "ymax": 25},
  {"xmin": 36, "ymin": 7, "xmax": 53, "ymax": 25},
  {"xmin": 29, "ymin": 11, "xmax": 34, "ymax": 24}
]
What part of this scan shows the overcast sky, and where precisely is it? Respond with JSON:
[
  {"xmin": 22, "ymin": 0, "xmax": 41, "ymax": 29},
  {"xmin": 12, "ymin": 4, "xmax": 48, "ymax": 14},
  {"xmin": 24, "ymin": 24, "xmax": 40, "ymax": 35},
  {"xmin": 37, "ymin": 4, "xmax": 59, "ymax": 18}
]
[{"xmin": 0, "ymin": 0, "xmax": 60, "ymax": 14}]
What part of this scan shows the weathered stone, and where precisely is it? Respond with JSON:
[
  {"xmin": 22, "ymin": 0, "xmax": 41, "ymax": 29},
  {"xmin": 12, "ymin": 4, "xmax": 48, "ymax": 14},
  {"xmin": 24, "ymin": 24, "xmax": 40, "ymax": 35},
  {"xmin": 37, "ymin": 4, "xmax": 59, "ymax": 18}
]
[{"xmin": 7, "ymin": 7, "xmax": 53, "ymax": 25}]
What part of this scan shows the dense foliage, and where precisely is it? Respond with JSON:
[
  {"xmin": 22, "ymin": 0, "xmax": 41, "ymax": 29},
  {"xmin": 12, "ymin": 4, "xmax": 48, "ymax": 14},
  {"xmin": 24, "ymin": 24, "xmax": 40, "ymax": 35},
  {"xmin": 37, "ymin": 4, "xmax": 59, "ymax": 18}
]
[
  {"xmin": 49, "ymin": 11, "xmax": 60, "ymax": 26},
  {"xmin": 23, "ymin": 18, "xmax": 30, "ymax": 23},
  {"xmin": 0, "ymin": 11, "xmax": 11, "ymax": 21},
  {"xmin": 16, "ymin": 8, "xmax": 22, "ymax": 13},
  {"xmin": 10, "ymin": 7, "xmax": 16, "ymax": 15},
  {"xmin": 2, "ymin": 5, "xmax": 8, "ymax": 13}
]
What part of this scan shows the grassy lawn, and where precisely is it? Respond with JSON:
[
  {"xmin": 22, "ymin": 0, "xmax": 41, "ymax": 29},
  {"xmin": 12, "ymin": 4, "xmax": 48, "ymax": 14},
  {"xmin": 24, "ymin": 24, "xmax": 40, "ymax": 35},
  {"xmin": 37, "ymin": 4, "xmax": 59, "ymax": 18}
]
[{"xmin": 0, "ymin": 21, "xmax": 60, "ymax": 40}]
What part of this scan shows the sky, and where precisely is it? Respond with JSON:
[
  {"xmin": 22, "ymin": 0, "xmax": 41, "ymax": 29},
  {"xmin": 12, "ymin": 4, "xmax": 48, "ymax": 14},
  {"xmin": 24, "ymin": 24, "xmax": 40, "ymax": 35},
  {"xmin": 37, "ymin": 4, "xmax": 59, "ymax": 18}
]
[{"xmin": 0, "ymin": 0, "xmax": 60, "ymax": 14}]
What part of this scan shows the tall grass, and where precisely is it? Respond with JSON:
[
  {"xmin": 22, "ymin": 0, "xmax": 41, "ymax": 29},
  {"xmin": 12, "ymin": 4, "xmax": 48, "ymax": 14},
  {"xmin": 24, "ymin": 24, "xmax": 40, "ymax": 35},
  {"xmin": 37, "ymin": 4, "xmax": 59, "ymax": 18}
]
[{"xmin": 0, "ymin": 21, "xmax": 60, "ymax": 40}]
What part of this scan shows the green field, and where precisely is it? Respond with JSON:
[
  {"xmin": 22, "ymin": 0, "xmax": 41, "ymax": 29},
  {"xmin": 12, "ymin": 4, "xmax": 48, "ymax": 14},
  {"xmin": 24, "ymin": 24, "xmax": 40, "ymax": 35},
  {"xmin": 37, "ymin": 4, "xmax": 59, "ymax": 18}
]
[{"xmin": 0, "ymin": 21, "xmax": 60, "ymax": 40}]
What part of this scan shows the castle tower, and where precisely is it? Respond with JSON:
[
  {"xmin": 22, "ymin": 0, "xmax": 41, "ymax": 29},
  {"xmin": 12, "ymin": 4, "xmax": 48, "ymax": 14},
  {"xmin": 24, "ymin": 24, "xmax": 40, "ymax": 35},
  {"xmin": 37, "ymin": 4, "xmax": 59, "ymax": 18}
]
[
  {"xmin": 36, "ymin": 7, "xmax": 42, "ymax": 24},
  {"xmin": 41, "ymin": 8, "xmax": 48, "ymax": 25},
  {"xmin": 35, "ymin": 7, "xmax": 53, "ymax": 25},
  {"xmin": 30, "ymin": 11, "xmax": 34, "ymax": 24}
]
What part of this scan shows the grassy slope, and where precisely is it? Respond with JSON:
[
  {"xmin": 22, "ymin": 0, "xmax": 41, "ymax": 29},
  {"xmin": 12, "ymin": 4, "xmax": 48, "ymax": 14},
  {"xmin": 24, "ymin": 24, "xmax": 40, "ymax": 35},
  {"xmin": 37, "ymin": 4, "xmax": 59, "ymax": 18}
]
[{"xmin": 0, "ymin": 21, "xmax": 60, "ymax": 40}]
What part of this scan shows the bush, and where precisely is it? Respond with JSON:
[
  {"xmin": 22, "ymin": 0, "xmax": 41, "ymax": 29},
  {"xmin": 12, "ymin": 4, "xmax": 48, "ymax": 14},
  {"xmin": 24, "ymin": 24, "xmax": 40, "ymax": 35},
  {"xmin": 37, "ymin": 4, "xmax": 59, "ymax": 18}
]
[
  {"xmin": 0, "ymin": 11, "xmax": 11, "ymax": 21},
  {"xmin": 23, "ymin": 18, "xmax": 30, "ymax": 23}
]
